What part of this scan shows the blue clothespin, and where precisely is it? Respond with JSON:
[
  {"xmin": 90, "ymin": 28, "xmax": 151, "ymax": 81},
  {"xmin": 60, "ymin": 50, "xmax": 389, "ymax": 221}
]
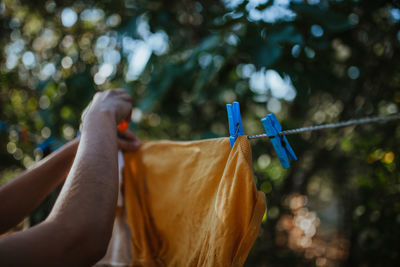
[
  {"xmin": 261, "ymin": 114, "xmax": 297, "ymax": 168},
  {"xmin": 226, "ymin": 102, "xmax": 245, "ymax": 149}
]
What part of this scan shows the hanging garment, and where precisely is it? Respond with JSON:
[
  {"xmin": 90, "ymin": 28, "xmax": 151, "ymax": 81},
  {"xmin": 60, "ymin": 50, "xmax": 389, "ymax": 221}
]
[{"xmin": 123, "ymin": 136, "xmax": 266, "ymax": 266}]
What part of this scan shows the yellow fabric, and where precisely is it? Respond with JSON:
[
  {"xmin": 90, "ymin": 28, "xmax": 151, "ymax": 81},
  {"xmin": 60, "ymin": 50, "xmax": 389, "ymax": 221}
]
[{"xmin": 123, "ymin": 136, "xmax": 266, "ymax": 267}]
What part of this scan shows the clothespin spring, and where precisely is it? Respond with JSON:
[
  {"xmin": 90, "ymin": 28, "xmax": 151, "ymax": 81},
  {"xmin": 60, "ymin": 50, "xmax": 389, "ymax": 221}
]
[{"xmin": 233, "ymin": 123, "xmax": 240, "ymax": 137}]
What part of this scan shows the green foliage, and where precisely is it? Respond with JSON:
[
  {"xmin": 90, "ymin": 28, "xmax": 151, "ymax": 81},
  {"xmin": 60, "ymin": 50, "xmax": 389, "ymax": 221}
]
[{"xmin": 1, "ymin": 0, "xmax": 400, "ymax": 265}]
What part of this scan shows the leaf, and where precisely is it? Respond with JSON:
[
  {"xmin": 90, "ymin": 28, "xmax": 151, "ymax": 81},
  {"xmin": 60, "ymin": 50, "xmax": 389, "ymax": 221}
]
[
  {"xmin": 256, "ymin": 0, "xmax": 274, "ymax": 11},
  {"xmin": 268, "ymin": 24, "xmax": 304, "ymax": 45},
  {"xmin": 139, "ymin": 61, "xmax": 177, "ymax": 111},
  {"xmin": 252, "ymin": 41, "xmax": 282, "ymax": 68},
  {"xmin": 118, "ymin": 17, "xmax": 137, "ymax": 37},
  {"xmin": 290, "ymin": 3, "xmax": 352, "ymax": 32},
  {"xmin": 139, "ymin": 35, "xmax": 222, "ymax": 111},
  {"xmin": 193, "ymin": 35, "xmax": 221, "ymax": 53}
]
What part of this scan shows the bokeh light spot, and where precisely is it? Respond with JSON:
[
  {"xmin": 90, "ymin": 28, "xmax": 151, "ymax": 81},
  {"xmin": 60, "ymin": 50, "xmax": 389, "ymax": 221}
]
[
  {"xmin": 6, "ymin": 142, "xmax": 17, "ymax": 154},
  {"xmin": 61, "ymin": 56, "xmax": 73, "ymax": 69},
  {"xmin": 311, "ymin": 24, "xmax": 323, "ymax": 38},
  {"xmin": 382, "ymin": 152, "xmax": 394, "ymax": 164},
  {"xmin": 258, "ymin": 154, "xmax": 271, "ymax": 169},
  {"xmin": 41, "ymin": 127, "xmax": 51, "ymax": 138},
  {"xmin": 62, "ymin": 124, "xmax": 75, "ymax": 140},
  {"xmin": 61, "ymin": 8, "xmax": 78, "ymax": 27},
  {"xmin": 291, "ymin": 44, "xmax": 301, "ymax": 57},
  {"xmin": 22, "ymin": 51, "xmax": 36, "ymax": 68},
  {"xmin": 347, "ymin": 66, "xmax": 360, "ymax": 80}
]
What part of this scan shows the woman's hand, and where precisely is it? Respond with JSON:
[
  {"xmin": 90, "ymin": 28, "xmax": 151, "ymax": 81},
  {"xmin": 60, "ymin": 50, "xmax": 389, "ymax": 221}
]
[
  {"xmin": 81, "ymin": 89, "xmax": 141, "ymax": 151},
  {"xmin": 117, "ymin": 129, "xmax": 141, "ymax": 151},
  {"xmin": 82, "ymin": 89, "xmax": 133, "ymax": 126}
]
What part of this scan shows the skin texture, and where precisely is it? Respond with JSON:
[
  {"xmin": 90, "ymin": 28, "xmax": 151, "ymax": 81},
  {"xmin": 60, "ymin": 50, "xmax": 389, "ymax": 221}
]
[
  {"xmin": 0, "ymin": 89, "xmax": 140, "ymax": 266},
  {"xmin": 0, "ymin": 137, "xmax": 80, "ymax": 234}
]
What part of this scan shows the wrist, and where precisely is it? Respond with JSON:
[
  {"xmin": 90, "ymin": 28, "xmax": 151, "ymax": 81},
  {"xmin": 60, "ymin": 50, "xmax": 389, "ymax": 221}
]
[{"xmin": 82, "ymin": 109, "xmax": 117, "ymax": 133}]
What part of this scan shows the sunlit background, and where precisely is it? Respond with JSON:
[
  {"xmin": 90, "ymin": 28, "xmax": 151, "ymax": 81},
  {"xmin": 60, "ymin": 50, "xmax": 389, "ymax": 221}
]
[{"xmin": 1, "ymin": 0, "xmax": 400, "ymax": 266}]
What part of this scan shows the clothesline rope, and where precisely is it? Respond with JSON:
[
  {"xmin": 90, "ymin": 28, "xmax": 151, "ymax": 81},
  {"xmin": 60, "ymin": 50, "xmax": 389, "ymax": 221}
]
[{"xmin": 247, "ymin": 113, "xmax": 400, "ymax": 140}]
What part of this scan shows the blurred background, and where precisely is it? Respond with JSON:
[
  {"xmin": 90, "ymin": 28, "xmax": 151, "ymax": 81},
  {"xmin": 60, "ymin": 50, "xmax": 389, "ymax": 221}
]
[{"xmin": 1, "ymin": 0, "xmax": 400, "ymax": 265}]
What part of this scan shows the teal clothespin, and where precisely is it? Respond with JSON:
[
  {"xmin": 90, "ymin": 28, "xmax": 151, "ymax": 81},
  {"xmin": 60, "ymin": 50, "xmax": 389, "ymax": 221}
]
[
  {"xmin": 261, "ymin": 113, "xmax": 297, "ymax": 168},
  {"xmin": 226, "ymin": 102, "xmax": 245, "ymax": 149}
]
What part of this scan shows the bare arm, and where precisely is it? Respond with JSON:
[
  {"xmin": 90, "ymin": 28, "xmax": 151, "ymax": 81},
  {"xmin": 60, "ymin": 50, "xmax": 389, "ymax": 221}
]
[
  {"xmin": 0, "ymin": 127, "xmax": 139, "ymax": 234},
  {"xmin": 0, "ymin": 137, "xmax": 79, "ymax": 234},
  {"xmin": 0, "ymin": 89, "xmax": 134, "ymax": 266}
]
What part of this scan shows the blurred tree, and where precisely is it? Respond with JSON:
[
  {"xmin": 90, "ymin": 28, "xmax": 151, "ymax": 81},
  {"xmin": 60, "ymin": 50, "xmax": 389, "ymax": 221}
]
[{"xmin": 1, "ymin": 0, "xmax": 400, "ymax": 265}]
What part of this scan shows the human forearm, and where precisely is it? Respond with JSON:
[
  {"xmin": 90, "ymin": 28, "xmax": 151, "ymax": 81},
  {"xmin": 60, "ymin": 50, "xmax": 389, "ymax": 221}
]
[
  {"xmin": 0, "ymin": 137, "xmax": 79, "ymax": 233},
  {"xmin": 0, "ymin": 89, "xmax": 133, "ymax": 266},
  {"xmin": 47, "ymin": 111, "xmax": 119, "ymax": 252}
]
